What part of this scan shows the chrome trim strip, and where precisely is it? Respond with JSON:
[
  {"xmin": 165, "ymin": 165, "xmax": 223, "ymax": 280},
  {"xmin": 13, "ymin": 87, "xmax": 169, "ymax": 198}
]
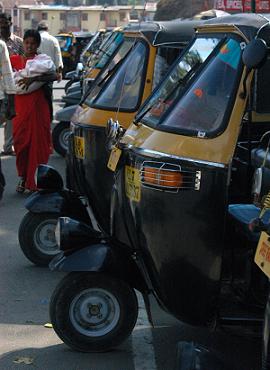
[{"xmin": 129, "ymin": 146, "xmax": 227, "ymax": 169}]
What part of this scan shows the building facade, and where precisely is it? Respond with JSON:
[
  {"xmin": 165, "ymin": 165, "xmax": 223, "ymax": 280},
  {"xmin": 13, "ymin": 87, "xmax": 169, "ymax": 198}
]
[{"xmin": 18, "ymin": 3, "xmax": 156, "ymax": 36}]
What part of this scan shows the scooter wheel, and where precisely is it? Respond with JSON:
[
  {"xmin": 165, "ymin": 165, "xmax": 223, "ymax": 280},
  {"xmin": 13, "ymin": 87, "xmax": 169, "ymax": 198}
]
[
  {"xmin": 18, "ymin": 212, "xmax": 59, "ymax": 266},
  {"xmin": 50, "ymin": 272, "xmax": 138, "ymax": 352},
  {"xmin": 52, "ymin": 121, "xmax": 70, "ymax": 157}
]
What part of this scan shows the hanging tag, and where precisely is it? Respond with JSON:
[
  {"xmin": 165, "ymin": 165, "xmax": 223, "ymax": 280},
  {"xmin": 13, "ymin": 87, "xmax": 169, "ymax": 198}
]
[{"xmin": 107, "ymin": 146, "xmax": 122, "ymax": 172}]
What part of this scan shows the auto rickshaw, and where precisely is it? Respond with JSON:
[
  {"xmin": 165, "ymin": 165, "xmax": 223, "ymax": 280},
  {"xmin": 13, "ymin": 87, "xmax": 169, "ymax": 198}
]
[
  {"xmin": 53, "ymin": 29, "xmax": 125, "ymax": 156},
  {"xmin": 79, "ymin": 29, "xmax": 108, "ymax": 67},
  {"xmin": 47, "ymin": 14, "xmax": 270, "ymax": 364},
  {"xmin": 56, "ymin": 32, "xmax": 94, "ymax": 76},
  {"xmin": 254, "ymin": 228, "xmax": 270, "ymax": 370},
  {"xmin": 19, "ymin": 20, "xmax": 198, "ymax": 266}
]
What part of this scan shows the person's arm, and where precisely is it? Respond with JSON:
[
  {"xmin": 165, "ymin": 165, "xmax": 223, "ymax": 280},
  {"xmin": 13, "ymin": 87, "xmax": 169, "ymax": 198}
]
[
  {"xmin": 1, "ymin": 43, "xmax": 16, "ymax": 119},
  {"xmin": 54, "ymin": 39, "xmax": 64, "ymax": 81},
  {"xmin": 17, "ymin": 72, "xmax": 57, "ymax": 90}
]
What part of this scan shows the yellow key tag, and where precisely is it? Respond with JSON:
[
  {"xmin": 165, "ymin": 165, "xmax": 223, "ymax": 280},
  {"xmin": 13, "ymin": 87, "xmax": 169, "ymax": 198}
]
[
  {"xmin": 107, "ymin": 146, "xmax": 122, "ymax": 172},
  {"xmin": 255, "ymin": 231, "xmax": 270, "ymax": 279}
]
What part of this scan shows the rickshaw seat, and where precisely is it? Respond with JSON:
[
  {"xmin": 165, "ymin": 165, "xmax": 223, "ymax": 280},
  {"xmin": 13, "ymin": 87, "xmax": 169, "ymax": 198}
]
[{"xmin": 228, "ymin": 204, "xmax": 270, "ymax": 242}]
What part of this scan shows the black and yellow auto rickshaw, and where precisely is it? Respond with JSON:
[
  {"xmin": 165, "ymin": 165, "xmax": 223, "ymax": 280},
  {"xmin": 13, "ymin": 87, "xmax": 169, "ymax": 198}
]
[
  {"xmin": 47, "ymin": 14, "xmax": 270, "ymax": 365},
  {"xmin": 56, "ymin": 32, "xmax": 94, "ymax": 75},
  {"xmin": 62, "ymin": 29, "xmax": 108, "ymax": 93},
  {"xmin": 79, "ymin": 29, "xmax": 108, "ymax": 67},
  {"xmin": 19, "ymin": 20, "xmax": 199, "ymax": 267},
  {"xmin": 53, "ymin": 28, "xmax": 126, "ymax": 156}
]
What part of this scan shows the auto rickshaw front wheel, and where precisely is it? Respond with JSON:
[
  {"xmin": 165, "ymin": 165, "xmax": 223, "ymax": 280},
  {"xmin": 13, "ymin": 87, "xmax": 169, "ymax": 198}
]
[
  {"xmin": 50, "ymin": 272, "xmax": 138, "ymax": 352},
  {"xmin": 18, "ymin": 212, "xmax": 59, "ymax": 266},
  {"xmin": 52, "ymin": 121, "xmax": 70, "ymax": 157}
]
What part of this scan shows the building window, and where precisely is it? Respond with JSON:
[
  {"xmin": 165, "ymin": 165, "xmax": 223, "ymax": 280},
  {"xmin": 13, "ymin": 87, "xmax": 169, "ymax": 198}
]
[
  {"xmin": 119, "ymin": 12, "xmax": 125, "ymax": 21},
  {"xmin": 67, "ymin": 12, "xmax": 80, "ymax": 28},
  {"xmin": 82, "ymin": 13, "xmax": 88, "ymax": 21},
  {"xmin": 60, "ymin": 13, "xmax": 66, "ymax": 21},
  {"xmin": 100, "ymin": 12, "xmax": 105, "ymax": 21},
  {"xmin": 130, "ymin": 9, "xmax": 139, "ymax": 20},
  {"xmin": 13, "ymin": 9, "xmax": 18, "ymax": 17},
  {"xmin": 24, "ymin": 11, "xmax": 30, "ymax": 21},
  {"xmin": 42, "ymin": 12, "xmax": 48, "ymax": 20}
]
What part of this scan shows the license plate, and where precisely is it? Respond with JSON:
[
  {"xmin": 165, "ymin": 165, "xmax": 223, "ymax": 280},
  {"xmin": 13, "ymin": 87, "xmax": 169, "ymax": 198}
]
[
  {"xmin": 255, "ymin": 231, "xmax": 270, "ymax": 278},
  {"xmin": 107, "ymin": 146, "xmax": 122, "ymax": 172},
  {"xmin": 74, "ymin": 136, "xmax": 85, "ymax": 159},
  {"xmin": 125, "ymin": 165, "xmax": 141, "ymax": 202}
]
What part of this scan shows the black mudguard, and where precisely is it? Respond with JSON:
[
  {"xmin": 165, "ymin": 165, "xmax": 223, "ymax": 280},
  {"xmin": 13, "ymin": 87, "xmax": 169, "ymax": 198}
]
[
  {"xmin": 24, "ymin": 190, "xmax": 90, "ymax": 223},
  {"xmin": 49, "ymin": 243, "xmax": 148, "ymax": 293}
]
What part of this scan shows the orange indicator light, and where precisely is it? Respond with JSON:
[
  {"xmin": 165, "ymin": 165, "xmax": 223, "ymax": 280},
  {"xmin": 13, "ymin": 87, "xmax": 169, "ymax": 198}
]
[{"xmin": 143, "ymin": 167, "xmax": 183, "ymax": 188}]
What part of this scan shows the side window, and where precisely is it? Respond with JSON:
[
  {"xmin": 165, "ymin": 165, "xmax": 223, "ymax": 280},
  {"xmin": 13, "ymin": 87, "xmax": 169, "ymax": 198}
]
[
  {"xmin": 95, "ymin": 33, "xmax": 123, "ymax": 69},
  {"xmin": 94, "ymin": 42, "xmax": 147, "ymax": 110},
  {"xmin": 152, "ymin": 47, "xmax": 180, "ymax": 90}
]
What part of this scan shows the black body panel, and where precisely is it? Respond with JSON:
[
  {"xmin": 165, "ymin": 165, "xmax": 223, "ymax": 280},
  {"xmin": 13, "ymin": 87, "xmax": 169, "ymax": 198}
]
[
  {"xmin": 68, "ymin": 124, "xmax": 113, "ymax": 233},
  {"xmin": 113, "ymin": 150, "xmax": 228, "ymax": 325}
]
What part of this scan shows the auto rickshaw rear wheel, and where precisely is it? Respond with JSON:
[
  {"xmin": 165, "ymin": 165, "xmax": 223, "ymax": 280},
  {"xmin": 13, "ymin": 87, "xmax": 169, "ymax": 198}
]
[
  {"xmin": 50, "ymin": 272, "xmax": 138, "ymax": 352},
  {"xmin": 52, "ymin": 121, "xmax": 70, "ymax": 157},
  {"xmin": 18, "ymin": 212, "xmax": 59, "ymax": 266}
]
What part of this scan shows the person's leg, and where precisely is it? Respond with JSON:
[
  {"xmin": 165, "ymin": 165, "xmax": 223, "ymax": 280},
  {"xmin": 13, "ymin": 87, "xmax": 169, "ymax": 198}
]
[{"xmin": 3, "ymin": 119, "xmax": 13, "ymax": 153}]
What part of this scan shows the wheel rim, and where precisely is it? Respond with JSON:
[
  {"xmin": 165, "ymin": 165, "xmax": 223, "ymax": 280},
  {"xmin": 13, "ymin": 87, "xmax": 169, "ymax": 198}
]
[
  {"xmin": 59, "ymin": 128, "xmax": 70, "ymax": 151},
  {"xmin": 33, "ymin": 218, "xmax": 59, "ymax": 255},
  {"xmin": 69, "ymin": 288, "xmax": 121, "ymax": 337}
]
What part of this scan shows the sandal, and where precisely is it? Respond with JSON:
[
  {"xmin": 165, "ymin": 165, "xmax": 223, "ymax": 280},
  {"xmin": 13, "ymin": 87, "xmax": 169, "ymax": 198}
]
[{"xmin": 16, "ymin": 179, "xmax": 25, "ymax": 193}]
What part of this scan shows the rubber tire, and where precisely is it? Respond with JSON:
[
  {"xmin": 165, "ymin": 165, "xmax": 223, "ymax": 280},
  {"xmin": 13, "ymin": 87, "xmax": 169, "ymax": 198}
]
[
  {"xmin": 50, "ymin": 272, "xmax": 138, "ymax": 352},
  {"xmin": 18, "ymin": 212, "xmax": 59, "ymax": 267},
  {"xmin": 52, "ymin": 121, "xmax": 70, "ymax": 157}
]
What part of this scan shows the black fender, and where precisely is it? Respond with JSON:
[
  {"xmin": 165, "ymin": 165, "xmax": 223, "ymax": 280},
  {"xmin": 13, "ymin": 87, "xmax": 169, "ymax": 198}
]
[
  {"xmin": 49, "ymin": 243, "xmax": 148, "ymax": 293},
  {"xmin": 62, "ymin": 91, "xmax": 81, "ymax": 105},
  {"xmin": 24, "ymin": 190, "xmax": 90, "ymax": 223},
  {"xmin": 55, "ymin": 104, "xmax": 77, "ymax": 122}
]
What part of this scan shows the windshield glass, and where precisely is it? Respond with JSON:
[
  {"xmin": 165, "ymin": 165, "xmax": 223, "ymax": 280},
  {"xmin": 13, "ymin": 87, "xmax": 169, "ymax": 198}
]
[
  {"xmin": 141, "ymin": 37, "xmax": 243, "ymax": 137},
  {"xmin": 92, "ymin": 41, "xmax": 148, "ymax": 111},
  {"xmin": 137, "ymin": 37, "xmax": 222, "ymax": 122},
  {"xmin": 80, "ymin": 33, "xmax": 102, "ymax": 63},
  {"xmin": 89, "ymin": 32, "xmax": 124, "ymax": 70},
  {"xmin": 84, "ymin": 37, "xmax": 135, "ymax": 106}
]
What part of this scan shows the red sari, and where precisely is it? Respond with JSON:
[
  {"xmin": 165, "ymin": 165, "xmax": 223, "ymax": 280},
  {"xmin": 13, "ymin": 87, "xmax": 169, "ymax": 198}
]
[{"xmin": 11, "ymin": 55, "xmax": 52, "ymax": 190}]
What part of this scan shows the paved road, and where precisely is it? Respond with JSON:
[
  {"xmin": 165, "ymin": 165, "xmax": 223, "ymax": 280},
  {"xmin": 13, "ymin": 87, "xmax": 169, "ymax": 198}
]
[{"xmin": 0, "ymin": 82, "xmax": 262, "ymax": 370}]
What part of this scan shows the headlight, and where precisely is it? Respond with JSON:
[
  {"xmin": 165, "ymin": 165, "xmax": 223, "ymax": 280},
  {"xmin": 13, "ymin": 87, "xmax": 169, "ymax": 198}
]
[
  {"xmin": 36, "ymin": 165, "xmax": 64, "ymax": 190},
  {"xmin": 57, "ymin": 217, "xmax": 101, "ymax": 251}
]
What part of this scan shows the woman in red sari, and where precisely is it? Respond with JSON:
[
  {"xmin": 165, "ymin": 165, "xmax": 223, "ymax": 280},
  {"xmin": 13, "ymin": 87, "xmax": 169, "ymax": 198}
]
[{"xmin": 11, "ymin": 29, "xmax": 56, "ymax": 193}]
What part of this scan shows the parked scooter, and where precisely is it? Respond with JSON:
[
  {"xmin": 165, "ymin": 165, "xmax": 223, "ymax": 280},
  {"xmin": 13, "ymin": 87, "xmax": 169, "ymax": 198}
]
[
  {"xmin": 19, "ymin": 20, "xmax": 197, "ymax": 266},
  {"xmin": 48, "ymin": 15, "xmax": 270, "ymax": 361}
]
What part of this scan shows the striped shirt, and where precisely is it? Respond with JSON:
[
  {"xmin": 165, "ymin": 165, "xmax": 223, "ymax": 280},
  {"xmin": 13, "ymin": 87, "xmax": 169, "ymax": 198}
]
[
  {"xmin": 2, "ymin": 33, "xmax": 24, "ymax": 56},
  {"xmin": 0, "ymin": 40, "xmax": 16, "ymax": 99}
]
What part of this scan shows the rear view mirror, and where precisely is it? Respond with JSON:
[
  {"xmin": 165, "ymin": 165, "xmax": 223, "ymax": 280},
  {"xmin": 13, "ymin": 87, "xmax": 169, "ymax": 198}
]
[{"xmin": 242, "ymin": 38, "xmax": 268, "ymax": 70}]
